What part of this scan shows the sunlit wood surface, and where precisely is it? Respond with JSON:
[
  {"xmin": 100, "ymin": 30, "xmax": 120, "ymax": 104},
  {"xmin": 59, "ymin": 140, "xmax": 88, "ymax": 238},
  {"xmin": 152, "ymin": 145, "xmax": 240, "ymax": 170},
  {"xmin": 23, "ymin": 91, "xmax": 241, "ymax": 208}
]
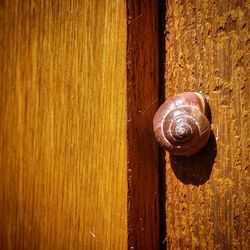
[
  {"xmin": 165, "ymin": 0, "xmax": 249, "ymax": 249},
  {"xmin": 0, "ymin": 1, "xmax": 127, "ymax": 249}
]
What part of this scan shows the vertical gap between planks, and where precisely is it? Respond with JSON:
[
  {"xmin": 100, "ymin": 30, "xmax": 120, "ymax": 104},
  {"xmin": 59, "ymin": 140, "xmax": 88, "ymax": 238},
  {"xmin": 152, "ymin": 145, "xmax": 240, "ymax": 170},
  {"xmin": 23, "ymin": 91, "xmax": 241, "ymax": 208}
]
[{"xmin": 158, "ymin": 1, "xmax": 167, "ymax": 249}]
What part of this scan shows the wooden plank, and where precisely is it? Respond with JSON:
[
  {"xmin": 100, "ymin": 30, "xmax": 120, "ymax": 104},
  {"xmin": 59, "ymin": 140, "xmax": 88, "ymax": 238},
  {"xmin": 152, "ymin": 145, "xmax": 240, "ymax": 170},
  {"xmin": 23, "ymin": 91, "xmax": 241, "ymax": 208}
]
[
  {"xmin": 165, "ymin": 0, "xmax": 250, "ymax": 248},
  {"xmin": 0, "ymin": 1, "xmax": 127, "ymax": 249},
  {"xmin": 126, "ymin": 1, "xmax": 163, "ymax": 249}
]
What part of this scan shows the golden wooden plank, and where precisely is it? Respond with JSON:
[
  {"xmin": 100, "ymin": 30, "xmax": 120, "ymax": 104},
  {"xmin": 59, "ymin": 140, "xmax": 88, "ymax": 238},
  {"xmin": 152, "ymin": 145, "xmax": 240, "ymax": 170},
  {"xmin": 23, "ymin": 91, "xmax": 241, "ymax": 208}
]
[
  {"xmin": 165, "ymin": 0, "xmax": 249, "ymax": 248},
  {"xmin": 0, "ymin": 1, "xmax": 127, "ymax": 249}
]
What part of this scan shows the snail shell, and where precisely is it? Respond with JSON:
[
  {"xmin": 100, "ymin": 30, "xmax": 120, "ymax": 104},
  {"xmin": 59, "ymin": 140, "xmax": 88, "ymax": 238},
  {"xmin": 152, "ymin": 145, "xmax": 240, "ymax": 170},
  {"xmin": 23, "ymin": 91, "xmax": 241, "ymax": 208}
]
[{"xmin": 153, "ymin": 92, "xmax": 211, "ymax": 156}]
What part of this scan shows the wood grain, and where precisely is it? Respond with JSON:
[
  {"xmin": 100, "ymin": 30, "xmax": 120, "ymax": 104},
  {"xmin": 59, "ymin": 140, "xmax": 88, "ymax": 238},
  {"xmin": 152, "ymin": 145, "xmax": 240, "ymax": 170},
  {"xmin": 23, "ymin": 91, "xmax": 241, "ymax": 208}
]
[
  {"xmin": 165, "ymin": 0, "xmax": 249, "ymax": 249},
  {"xmin": 0, "ymin": 1, "xmax": 127, "ymax": 249},
  {"xmin": 126, "ymin": 1, "xmax": 161, "ymax": 249}
]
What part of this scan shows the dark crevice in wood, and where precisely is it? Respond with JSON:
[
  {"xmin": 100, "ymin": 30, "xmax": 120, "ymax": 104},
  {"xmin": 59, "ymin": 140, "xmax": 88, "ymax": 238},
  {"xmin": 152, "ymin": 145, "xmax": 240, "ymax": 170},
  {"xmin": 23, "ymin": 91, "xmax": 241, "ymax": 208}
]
[{"xmin": 158, "ymin": 1, "xmax": 167, "ymax": 248}]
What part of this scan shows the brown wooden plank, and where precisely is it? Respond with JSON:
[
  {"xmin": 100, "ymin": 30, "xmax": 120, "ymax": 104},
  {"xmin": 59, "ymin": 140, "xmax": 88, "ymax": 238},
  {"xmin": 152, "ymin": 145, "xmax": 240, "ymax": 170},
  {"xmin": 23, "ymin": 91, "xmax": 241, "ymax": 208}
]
[
  {"xmin": 126, "ymin": 1, "xmax": 164, "ymax": 249},
  {"xmin": 0, "ymin": 1, "xmax": 127, "ymax": 249},
  {"xmin": 165, "ymin": 0, "xmax": 250, "ymax": 249}
]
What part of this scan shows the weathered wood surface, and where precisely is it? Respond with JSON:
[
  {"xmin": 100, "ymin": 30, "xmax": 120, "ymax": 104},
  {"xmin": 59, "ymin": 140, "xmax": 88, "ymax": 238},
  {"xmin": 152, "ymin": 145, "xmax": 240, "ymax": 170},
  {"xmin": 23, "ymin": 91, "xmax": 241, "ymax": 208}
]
[
  {"xmin": 165, "ymin": 0, "xmax": 249, "ymax": 249},
  {"xmin": 0, "ymin": 1, "xmax": 127, "ymax": 249}
]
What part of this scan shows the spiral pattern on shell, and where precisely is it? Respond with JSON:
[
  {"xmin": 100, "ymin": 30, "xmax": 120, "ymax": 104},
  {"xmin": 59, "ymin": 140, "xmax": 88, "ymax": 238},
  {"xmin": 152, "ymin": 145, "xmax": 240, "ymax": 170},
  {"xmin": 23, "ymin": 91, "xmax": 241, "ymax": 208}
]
[{"xmin": 153, "ymin": 92, "xmax": 211, "ymax": 156}]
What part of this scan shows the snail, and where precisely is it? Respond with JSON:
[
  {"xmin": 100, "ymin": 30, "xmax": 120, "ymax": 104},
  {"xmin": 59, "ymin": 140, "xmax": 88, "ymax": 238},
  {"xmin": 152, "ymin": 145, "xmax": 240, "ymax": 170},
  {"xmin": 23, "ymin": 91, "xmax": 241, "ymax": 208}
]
[{"xmin": 153, "ymin": 92, "xmax": 211, "ymax": 156}]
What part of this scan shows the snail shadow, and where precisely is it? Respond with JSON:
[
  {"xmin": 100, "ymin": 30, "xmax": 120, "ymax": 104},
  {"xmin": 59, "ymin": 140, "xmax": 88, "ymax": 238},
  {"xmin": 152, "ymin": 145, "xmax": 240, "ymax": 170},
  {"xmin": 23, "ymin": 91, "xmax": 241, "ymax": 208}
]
[{"xmin": 170, "ymin": 132, "xmax": 217, "ymax": 186}]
